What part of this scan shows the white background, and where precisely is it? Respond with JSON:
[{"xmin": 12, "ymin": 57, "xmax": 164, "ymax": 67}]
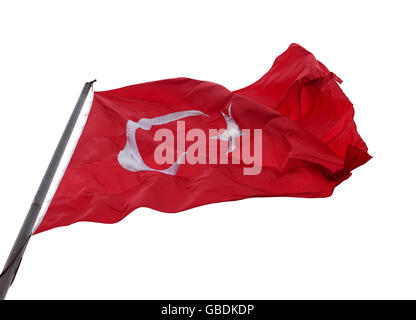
[{"xmin": 0, "ymin": 1, "xmax": 415, "ymax": 300}]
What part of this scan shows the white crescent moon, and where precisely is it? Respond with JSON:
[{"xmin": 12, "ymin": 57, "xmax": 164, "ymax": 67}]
[{"xmin": 118, "ymin": 110, "xmax": 208, "ymax": 175}]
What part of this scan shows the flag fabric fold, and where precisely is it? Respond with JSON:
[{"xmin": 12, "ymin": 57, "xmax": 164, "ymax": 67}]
[{"xmin": 34, "ymin": 43, "xmax": 371, "ymax": 234}]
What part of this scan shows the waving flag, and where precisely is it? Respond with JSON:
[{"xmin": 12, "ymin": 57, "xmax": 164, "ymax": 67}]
[{"xmin": 34, "ymin": 44, "xmax": 371, "ymax": 234}]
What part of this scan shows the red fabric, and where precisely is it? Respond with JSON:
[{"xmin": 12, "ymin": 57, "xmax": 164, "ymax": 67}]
[{"xmin": 35, "ymin": 44, "xmax": 371, "ymax": 234}]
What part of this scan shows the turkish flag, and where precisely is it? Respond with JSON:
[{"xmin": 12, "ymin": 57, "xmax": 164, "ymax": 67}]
[{"xmin": 34, "ymin": 44, "xmax": 371, "ymax": 234}]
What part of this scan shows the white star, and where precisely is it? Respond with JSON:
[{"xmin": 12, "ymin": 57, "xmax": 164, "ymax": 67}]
[{"xmin": 211, "ymin": 103, "xmax": 245, "ymax": 153}]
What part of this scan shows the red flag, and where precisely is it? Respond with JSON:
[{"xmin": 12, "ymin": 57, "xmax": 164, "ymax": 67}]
[{"xmin": 35, "ymin": 44, "xmax": 371, "ymax": 234}]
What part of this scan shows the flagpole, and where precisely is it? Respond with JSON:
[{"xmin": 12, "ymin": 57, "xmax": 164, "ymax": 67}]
[{"xmin": 0, "ymin": 80, "xmax": 96, "ymax": 300}]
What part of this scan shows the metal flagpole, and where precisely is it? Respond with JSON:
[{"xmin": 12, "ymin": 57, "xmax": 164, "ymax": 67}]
[{"xmin": 0, "ymin": 80, "xmax": 96, "ymax": 300}]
